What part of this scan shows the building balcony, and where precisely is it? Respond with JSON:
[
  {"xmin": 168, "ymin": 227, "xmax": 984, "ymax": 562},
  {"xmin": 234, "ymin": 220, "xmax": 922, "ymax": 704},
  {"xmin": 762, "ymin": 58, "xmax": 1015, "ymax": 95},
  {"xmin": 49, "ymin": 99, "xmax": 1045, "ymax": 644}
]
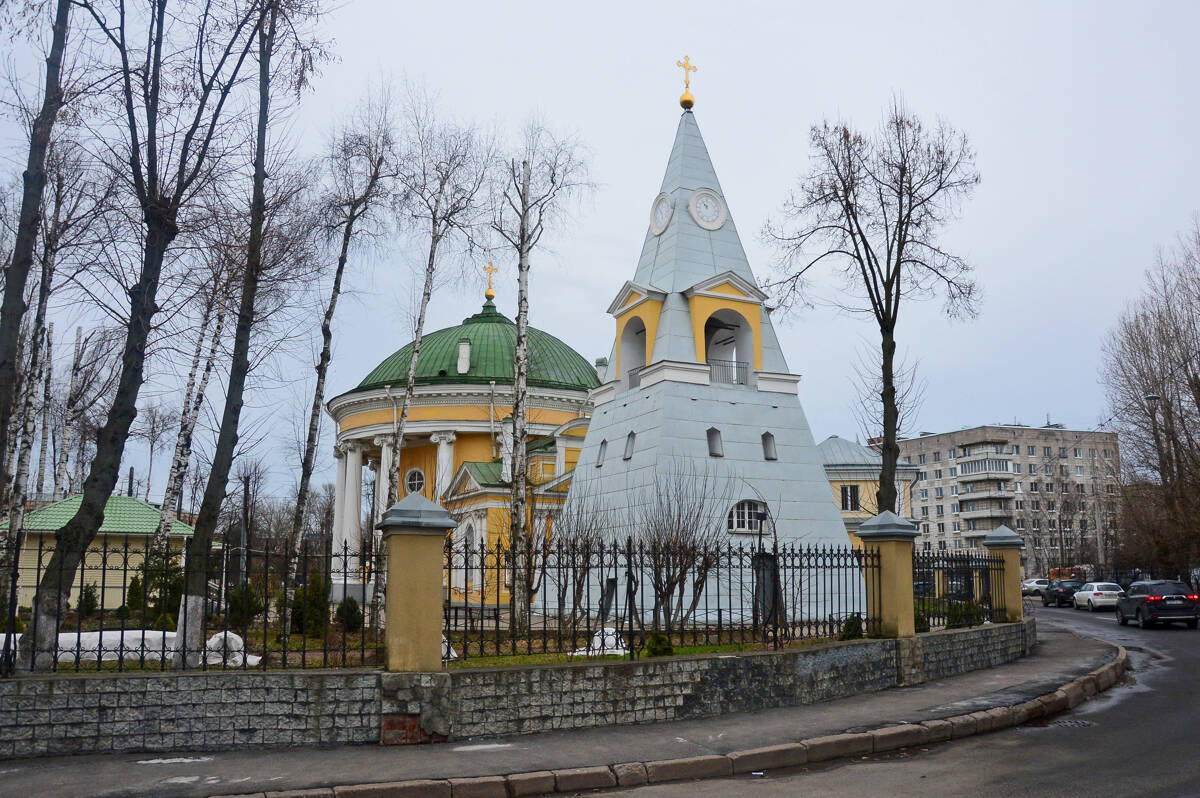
[
  {"xmin": 707, "ymin": 358, "xmax": 748, "ymax": 385},
  {"xmin": 957, "ymin": 489, "xmax": 1013, "ymax": 502},
  {"xmin": 959, "ymin": 507, "xmax": 1012, "ymax": 521},
  {"xmin": 958, "ymin": 469, "xmax": 1013, "ymax": 483}
]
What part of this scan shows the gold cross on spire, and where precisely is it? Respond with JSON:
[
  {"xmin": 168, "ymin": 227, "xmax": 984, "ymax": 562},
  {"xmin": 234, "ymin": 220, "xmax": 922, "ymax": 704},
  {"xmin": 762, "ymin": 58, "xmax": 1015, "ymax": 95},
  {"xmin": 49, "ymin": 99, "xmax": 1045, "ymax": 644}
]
[
  {"xmin": 676, "ymin": 55, "xmax": 697, "ymax": 110},
  {"xmin": 483, "ymin": 261, "xmax": 498, "ymax": 300}
]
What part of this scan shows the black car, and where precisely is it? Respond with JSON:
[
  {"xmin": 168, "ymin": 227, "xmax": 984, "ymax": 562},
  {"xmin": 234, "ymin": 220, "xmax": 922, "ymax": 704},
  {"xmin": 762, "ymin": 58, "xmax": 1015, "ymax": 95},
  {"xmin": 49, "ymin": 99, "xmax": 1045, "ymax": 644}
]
[
  {"xmin": 1041, "ymin": 579, "xmax": 1084, "ymax": 607},
  {"xmin": 1116, "ymin": 580, "xmax": 1199, "ymax": 628}
]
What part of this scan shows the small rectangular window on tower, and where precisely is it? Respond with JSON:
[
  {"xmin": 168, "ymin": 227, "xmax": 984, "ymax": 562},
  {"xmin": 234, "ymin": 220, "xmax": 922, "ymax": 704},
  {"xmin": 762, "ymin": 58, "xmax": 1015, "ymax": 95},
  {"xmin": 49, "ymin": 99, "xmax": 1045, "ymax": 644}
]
[
  {"xmin": 596, "ymin": 439, "xmax": 607, "ymax": 467},
  {"xmin": 623, "ymin": 432, "xmax": 636, "ymax": 461},
  {"xmin": 761, "ymin": 432, "xmax": 777, "ymax": 461},
  {"xmin": 707, "ymin": 427, "xmax": 723, "ymax": 457}
]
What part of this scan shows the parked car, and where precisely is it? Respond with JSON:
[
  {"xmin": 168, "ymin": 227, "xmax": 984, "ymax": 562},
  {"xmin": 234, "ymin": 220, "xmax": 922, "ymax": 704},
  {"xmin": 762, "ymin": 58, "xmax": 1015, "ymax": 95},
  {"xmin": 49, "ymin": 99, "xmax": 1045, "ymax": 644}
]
[
  {"xmin": 1041, "ymin": 579, "xmax": 1083, "ymax": 607},
  {"xmin": 1071, "ymin": 582, "xmax": 1124, "ymax": 611},
  {"xmin": 1117, "ymin": 580, "xmax": 1199, "ymax": 628},
  {"xmin": 1022, "ymin": 578, "xmax": 1050, "ymax": 596}
]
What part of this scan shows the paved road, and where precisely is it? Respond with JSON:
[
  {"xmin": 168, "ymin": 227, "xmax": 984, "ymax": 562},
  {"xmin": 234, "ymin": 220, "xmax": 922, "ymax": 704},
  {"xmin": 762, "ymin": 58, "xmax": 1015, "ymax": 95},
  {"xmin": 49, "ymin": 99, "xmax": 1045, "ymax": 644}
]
[{"xmin": 615, "ymin": 606, "xmax": 1200, "ymax": 798}]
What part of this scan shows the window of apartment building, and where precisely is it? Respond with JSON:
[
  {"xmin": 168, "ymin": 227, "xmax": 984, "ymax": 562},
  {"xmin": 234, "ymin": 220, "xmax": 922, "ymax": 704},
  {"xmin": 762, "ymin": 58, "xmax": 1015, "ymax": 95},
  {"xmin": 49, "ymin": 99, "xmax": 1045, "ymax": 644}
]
[
  {"xmin": 952, "ymin": 521, "xmax": 960, "ymax": 531},
  {"xmin": 1046, "ymin": 482, "xmax": 1054, "ymax": 492},
  {"xmin": 1074, "ymin": 447, "xmax": 1082, "ymax": 458},
  {"xmin": 967, "ymin": 520, "xmax": 977, "ymax": 531},
  {"xmin": 1031, "ymin": 500, "xmax": 1041, "ymax": 511},
  {"xmin": 1089, "ymin": 448, "xmax": 1096, "ymax": 458},
  {"xmin": 994, "ymin": 444, "xmax": 1004, "ymax": 454},
  {"xmin": 1013, "ymin": 482, "xmax": 1022, "ymax": 493},
  {"xmin": 1081, "ymin": 519, "xmax": 1088, "ymax": 531},
  {"xmin": 955, "ymin": 539, "xmax": 965, "ymax": 549},
  {"xmin": 950, "ymin": 485, "xmax": 958, "ymax": 496},
  {"xmin": 1059, "ymin": 447, "xmax": 1068, "ymax": 458},
  {"xmin": 1080, "ymin": 500, "xmax": 1087, "ymax": 511},
  {"xmin": 934, "ymin": 469, "xmax": 943, "ymax": 479},
  {"xmin": 1043, "ymin": 446, "xmax": 1052, "ymax": 457},
  {"xmin": 917, "ymin": 470, "xmax": 926, "ymax": 480},
  {"xmin": 1015, "ymin": 500, "xmax": 1024, "ymax": 510},
  {"xmin": 1075, "ymin": 466, "xmax": 1084, "ymax": 476},
  {"xmin": 840, "ymin": 484, "xmax": 861, "ymax": 511},
  {"xmin": 920, "ymin": 488, "xmax": 929, "ymax": 499},
  {"xmin": 1047, "ymin": 501, "xmax": 1056, "ymax": 511},
  {"xmin": 918, "ymin": 453, "xmax": 926, "ymax": 464},
  {"xmin": 935, "ymin": 487, "xmax": 944, "ymax": 498},
  {"xmin": 923, "ymin": 541, "xmax": 932, "ymax": 551},
  {"xmin": 939, "ymin": 540, "xmax": 947, "ymax": 551},
  {"xmin": 965, "ymin": 501, "xmax": 976, "ymax": 511},
  {"xmin": 1011, "ymin": 444, "xmax": 1020, "ymax": 454},
  {"xmin": 1030, "ymin": 482, "xmax": 1039, "ymax": 492},
  {"xmin": 933, "ymin": 451, "xmax": 940, "ymax": 462},
  {"xmin": 949, "ymin": 467, "xmax": 957, "ymax": 476},
  {"xmin": 936, "ymin": 504, "xmax": 944, "ymax": 516},
  {"xmin": 1106, "ymin": 484, "xmax": 1115, "ymax": 494},
  {"xmin": 1013, "ymin": 463, "xmax": 1022, "ymax": 473},
  {"xmin": 1105, "ymin": 466, "xmax": 1115, "ymax": 477},
  {"xmin": 1059, "ymin": 465, "xmax": 1068, "ymax": 476},
  {"xmin": 1016, "ymin": 517, "xmax": 1025, "ymax": 530},
  {"xmin": 923, "ymin": 524, "xmax": 931, "ymax": 533},
  {"xmin": 1049, "ymin": 519, "xmax": 1057, "ymax": 530},
  {"xmin": 1032, "ymin": 518, "xmax": 1041, "ymax": 530},
  {"xmin": 921, "ymin": 506, "xmax": 929, "ymax": 517},
  {"xmin": 1103, "ymin": 449, "xmax": 1112, "ymax": 458},
  {"xmin": 1028, "ymin": 446, "xmax": 1036, "ymax": 455},
  {"xmin": 937, "ymin": 522, "xmax": 945, "ymax": 533},
  {"xmin": 1043, "ymin": 464, "xmax": 1053, "ymax": 475},
  {"xmin": 951, "ymin": 503, "xmax": 959, "ymax": 513}
]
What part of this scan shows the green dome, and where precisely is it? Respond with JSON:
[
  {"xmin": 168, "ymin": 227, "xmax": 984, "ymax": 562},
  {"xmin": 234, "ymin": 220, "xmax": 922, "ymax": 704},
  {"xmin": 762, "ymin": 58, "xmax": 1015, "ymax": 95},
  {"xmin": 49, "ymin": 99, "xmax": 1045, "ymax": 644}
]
[{"xmin": 356, "ymin": 299, "xmax": 601, "ymax": 393}]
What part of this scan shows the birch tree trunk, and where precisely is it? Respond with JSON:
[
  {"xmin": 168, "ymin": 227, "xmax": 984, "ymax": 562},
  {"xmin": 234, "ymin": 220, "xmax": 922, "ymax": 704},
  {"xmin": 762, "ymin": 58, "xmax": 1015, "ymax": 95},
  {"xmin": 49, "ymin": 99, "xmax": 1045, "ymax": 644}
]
[
  {"xmin": 35, "ymin": 323, "xmax": 53, "ymax": 502},
  {"xmin": 154, "ymin": 296, "xmax": 225, "ymax": 551},
  {"xmin": 508, "ymin": 160, "xmax": 532, "ymax": 636},
  {"xmin": 0, "ymin": 0, "xmax": 72, "ymax": 513},
  {"xmin": 50, "ymin": 328, "xmax": 80, "ymax": 500}
]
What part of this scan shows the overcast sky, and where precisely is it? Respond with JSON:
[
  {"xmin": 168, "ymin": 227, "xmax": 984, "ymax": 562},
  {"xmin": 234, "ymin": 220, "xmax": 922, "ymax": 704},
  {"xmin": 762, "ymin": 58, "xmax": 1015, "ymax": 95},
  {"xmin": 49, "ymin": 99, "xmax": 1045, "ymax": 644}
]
[{"xmin": 7, "ymin": 0, "xmax": 1200, "ymax": 497}]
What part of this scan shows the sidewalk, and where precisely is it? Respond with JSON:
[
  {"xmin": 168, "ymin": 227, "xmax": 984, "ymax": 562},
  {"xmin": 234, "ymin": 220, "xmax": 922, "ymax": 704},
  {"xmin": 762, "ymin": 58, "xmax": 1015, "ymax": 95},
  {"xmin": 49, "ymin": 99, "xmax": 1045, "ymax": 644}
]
[{"xmin": 0, "ymin": 627, "xmax": 1116, "ymax": 798}]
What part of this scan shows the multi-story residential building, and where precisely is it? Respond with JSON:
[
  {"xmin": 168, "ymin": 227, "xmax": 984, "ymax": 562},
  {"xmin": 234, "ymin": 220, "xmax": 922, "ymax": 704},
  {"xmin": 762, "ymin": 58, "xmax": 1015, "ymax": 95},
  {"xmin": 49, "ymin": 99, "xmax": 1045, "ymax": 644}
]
[{"xmin": 896, "ymin": 423, "xmax": 1120, "ymax": 573}]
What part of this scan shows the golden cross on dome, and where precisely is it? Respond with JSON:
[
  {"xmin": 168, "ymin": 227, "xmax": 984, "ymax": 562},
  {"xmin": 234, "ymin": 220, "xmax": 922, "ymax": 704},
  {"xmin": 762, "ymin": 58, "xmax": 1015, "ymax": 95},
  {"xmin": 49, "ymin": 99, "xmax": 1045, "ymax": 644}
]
[
  {"xmin": 676, "ymin": 56, "xmax": 697, "ymax": 109},
  {"xmin": 483, "ymin": 261, "xmax": 498, "ymax": 299}
]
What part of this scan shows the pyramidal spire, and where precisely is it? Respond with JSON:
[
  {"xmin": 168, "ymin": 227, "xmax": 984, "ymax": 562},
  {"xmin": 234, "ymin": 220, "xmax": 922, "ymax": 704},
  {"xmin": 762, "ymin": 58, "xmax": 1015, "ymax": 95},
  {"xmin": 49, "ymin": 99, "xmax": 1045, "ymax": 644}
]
[{"xmin": 631, "ymin": 111, "xmax": 758, "ymax": 293}]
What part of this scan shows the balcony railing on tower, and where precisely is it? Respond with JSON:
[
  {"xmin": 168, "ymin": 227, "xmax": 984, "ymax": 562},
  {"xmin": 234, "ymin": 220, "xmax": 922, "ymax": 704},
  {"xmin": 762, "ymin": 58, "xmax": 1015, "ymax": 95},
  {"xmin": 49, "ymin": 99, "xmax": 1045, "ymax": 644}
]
[{"xmin": 707, "ymin": 358, "xmax": 748, "ymax": 385}]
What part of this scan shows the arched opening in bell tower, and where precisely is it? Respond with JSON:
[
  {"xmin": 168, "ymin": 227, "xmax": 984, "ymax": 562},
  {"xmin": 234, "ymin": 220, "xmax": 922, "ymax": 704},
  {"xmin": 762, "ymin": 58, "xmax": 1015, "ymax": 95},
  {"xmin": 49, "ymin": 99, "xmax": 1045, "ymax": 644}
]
[
  {"xmin": 703, "ymin": 308, "xmax": 752, "ymax": 384},
  {"xmin": 620, "ymin": 316, "xmax": 648, "ymax": 389}
]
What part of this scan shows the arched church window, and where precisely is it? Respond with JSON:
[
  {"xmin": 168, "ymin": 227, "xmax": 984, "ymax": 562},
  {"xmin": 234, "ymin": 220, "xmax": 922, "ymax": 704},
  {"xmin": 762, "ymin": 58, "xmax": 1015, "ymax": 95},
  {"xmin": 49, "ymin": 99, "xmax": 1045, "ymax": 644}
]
[
  {"xmin": 727, "ymin": 500, "xmax": 768, "ymax": 535},
  {"xmin": 596, "ymin": 439, "xmax": 607, "ymax": 467},
  {"xmin": 405, "ymin": 468, "xmax": 426, "ymax": 495},
  {"xmin": 623, "ymin": 431, "xmax": 636, "ymax": 460},
  {"xmin": 762, "ymin": 432, "xmax": 778, "ymax": 461},
  {"xmin": 707, "ymin": 427, "xmax": 723, "ymax": 458}
]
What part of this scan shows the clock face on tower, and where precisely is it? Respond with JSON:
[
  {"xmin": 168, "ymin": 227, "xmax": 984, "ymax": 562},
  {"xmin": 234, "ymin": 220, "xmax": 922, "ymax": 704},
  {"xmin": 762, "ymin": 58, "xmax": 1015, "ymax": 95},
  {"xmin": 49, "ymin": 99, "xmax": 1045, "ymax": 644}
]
[
  {"xmin": 688, "ymin": 188, "xmax": 727, "ymax": 230},
  {"xmin": 649, "ymin": 193, "xmax": 674, "ymax": 235}
]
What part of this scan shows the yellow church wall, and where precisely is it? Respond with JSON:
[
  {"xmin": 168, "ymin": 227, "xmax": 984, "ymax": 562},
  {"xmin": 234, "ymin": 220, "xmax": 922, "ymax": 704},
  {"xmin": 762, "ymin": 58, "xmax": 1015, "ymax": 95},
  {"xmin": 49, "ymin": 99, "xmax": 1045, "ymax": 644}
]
[
  {"xmin": 618, "ymin": 291, "xmax": 644, "ymax": 310},
  {"xmin": 614, "ymin": 298, "xmax": 663, "ymax": 376},
  {"xmin": 687, "ymin": 294, "xmax": 763, "ymax": 370},
  {"xmin": 561, "ymin": 426, "xmax": 587, "ymax": 438},
  {"xmin": 563, "ymin": 448, "xmax": 581, "ymax": 472},
  {"xmin": 338, "ymin": 405, "xmax": 583, "ymax": 435}
]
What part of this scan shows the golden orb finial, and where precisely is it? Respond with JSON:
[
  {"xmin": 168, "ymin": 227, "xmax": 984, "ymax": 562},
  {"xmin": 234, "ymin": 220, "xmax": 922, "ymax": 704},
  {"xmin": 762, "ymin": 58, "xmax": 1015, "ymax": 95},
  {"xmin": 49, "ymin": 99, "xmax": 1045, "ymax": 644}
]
[
  {"xmin": 482, "ymin": 261, "xmax": 498, "ymax": 301},
  {"xmin": 676, "ymin": 55, "xmax": 697, "ymax": 110}
]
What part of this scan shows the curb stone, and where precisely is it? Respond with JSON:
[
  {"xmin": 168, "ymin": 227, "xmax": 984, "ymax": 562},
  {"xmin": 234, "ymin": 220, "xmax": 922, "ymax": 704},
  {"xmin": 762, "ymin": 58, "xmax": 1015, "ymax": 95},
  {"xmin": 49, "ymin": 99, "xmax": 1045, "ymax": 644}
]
[{"xmin": 219, "ymin": 644, "xmax": 1129, "ymax": 798}]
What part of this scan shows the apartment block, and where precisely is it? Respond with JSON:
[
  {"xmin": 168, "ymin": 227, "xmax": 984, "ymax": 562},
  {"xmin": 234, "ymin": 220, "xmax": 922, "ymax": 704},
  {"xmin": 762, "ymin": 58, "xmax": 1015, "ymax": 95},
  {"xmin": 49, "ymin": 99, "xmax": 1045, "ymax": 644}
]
[{"xmin": 897, "ymin": 423, "xmax": 1120, "ymax": 573}]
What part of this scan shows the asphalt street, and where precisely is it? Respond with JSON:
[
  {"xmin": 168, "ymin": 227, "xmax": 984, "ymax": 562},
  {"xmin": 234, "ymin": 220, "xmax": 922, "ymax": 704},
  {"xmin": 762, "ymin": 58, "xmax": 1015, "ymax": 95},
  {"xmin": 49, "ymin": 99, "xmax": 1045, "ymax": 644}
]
[{"xmin": 615, "ymin": 605, "xmax": 1200, "ymax": 798}]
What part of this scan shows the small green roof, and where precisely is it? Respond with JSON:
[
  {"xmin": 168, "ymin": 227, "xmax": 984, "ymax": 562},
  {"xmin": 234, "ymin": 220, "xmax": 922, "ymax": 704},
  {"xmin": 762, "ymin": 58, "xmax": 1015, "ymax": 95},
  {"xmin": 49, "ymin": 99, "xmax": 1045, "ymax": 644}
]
[
  {"xmin": 1, "ymin": 494, "xmax": 194, "ymax": 537},
  {"xmin": 354, "ymin": 299, "xmax": 601, "ymax": 394},
  {"xmin": 464, "ymin": 461, "xmax": 507, "ymax": 488}
]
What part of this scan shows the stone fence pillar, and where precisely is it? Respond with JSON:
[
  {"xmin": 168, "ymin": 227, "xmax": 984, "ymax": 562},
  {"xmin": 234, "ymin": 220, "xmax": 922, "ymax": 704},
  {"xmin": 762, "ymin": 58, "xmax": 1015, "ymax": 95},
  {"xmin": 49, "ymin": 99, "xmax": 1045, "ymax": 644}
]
[
  {"xmin": 377, "ymin": 493, "xmax": 456, "ymax": 672},
  {"xmin": 856, "ymin": 511, "xmax": 919, "ymax": 639},
  {"xmin": 982, "ymin": 525, "xmax": 1025, "ymax": 622}
]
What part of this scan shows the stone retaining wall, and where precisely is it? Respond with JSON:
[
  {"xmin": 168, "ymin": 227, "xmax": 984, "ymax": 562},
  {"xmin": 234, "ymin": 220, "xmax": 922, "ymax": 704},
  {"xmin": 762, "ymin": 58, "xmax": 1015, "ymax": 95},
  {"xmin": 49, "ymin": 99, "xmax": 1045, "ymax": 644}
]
[{"xmin": 0, "ymin": 619, "xmax": 1035, "ymax": 759}]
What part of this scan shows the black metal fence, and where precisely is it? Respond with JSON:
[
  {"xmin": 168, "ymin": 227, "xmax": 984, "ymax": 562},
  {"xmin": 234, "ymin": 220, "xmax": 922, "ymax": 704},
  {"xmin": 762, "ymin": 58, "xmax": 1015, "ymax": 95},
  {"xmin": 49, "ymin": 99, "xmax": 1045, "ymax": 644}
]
[
  {"xmin": 1, "ymin": 537, "xmax": 380, "ymax": 676},
  {"xmin": 913, "ymin": 550, "xmax": 1008, "ymax": 631},
  {"xmin": 443, "ymin": 539, "xmax": 881, "ymax": 662}
]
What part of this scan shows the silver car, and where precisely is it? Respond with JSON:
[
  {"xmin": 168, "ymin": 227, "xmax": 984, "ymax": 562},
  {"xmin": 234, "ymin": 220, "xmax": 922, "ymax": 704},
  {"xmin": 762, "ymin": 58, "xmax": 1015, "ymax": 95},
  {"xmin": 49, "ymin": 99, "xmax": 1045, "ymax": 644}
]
[{"xmin": 1072, "ymin": 582, "xmax": 1124, "ymax": 611}]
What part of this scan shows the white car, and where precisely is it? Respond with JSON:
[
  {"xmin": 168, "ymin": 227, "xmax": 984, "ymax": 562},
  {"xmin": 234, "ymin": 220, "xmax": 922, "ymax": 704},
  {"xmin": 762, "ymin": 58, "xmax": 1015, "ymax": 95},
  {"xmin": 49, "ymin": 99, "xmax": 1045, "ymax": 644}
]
[{"xmin": 1072, "ymin": 582, "xmax": 1125, "ymax": 611}]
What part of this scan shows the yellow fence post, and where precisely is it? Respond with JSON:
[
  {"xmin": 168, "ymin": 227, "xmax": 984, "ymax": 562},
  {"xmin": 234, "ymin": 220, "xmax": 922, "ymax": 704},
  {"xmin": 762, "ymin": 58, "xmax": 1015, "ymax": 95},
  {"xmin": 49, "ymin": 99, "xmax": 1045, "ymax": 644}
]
[
  {"xmin": 982, "ymin": 525, "xmax": 1025, "ymax": 622},
  {"xmin": 376, "ymin": 493, "xmax": 456, "ymax": 672},
  {"xmin": 856, "ymin": 511, "xmax": 919, "ymax": 639}
]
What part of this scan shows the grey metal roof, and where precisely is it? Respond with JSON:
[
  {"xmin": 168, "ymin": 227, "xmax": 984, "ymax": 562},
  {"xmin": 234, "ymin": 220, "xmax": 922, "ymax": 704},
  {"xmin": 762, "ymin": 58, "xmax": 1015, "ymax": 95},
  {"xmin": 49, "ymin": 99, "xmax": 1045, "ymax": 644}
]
[{"xmin": 818, "ymin": 435, "xmax": 883, "ymax": 466}]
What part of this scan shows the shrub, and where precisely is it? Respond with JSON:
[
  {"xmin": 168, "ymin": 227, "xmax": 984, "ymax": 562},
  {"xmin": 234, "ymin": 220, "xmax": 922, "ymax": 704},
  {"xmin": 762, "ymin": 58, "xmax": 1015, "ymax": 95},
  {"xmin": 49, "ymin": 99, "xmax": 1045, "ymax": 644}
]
[
  {"xmin": 946, "ymin": 600, "xmax": 983, "ymax": 629},
  {"xmin": 126, "ymin": 575, "xmax": 144, "ymax": 611},
  {"xmin": 336, "ymin": 597, "xmax": 363, "ymax": 634},
  {"xmin": 644, "ymin": 632, "xmax": 673, "ymax": 657},
  {"xmin": 284, "ymin": 575, "xmax": 330, "ymax": 636},
  {"xmin": 1, "ymin": 609, "xmax": 25, "ymax": 634},
  {"xmin": 837, "ymin": 613, "xmax": 864, "ymax": 640},
  {"xmin": 226, "ymin": 583, "xmax": 265, "ymax": 631},
  {"xmin": 78, "ymin": 583, "xmax": 99, "ymax": 619},
  {"xmin": 914, "ymin": 605, "xmax": 931, "ymax": 634},
  {"xmin": 114, "ymin": 605, "xmax": 130, "ymax": 621},
  {"xmin": 150, "ymin": 612, "xmax": 176, "ymax": 632}
]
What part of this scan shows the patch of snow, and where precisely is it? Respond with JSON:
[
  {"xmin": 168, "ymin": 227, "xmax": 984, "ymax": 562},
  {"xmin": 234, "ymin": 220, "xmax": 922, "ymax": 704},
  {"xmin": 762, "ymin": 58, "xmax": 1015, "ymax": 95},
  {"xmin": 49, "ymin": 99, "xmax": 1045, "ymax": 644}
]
[
  {"xmin": 0, "ymin": 631, "xmax": 261, "ymax": 667},
  {"xmin": 569, "ymin": 627, "xmax": 629, "ymax": 657}
]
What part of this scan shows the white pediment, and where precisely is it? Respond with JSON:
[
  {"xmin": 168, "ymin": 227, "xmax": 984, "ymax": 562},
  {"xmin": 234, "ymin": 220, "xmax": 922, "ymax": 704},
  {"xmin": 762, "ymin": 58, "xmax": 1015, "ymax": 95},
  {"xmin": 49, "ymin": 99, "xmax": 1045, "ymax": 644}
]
[
  {"xmin": 681, "ymin": 271, "xmax": 768, "ymax": 303},
  {"xmin": 606, "ymin": 280, "xmax": 667, "ymax": 316}
]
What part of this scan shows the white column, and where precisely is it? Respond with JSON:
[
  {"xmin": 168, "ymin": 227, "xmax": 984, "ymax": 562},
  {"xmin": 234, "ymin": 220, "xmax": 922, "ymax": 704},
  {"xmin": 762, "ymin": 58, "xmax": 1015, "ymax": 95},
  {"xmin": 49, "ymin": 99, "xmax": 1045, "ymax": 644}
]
[
  {"xmin": 431, "ymin": 431, "xmax": 456, "ymax": 500},
  {"xmin": 331, "ymin": 445, "xmax": 347, "ymax": 551},
  {"xmin": 342, "ymin": 442, "xmax": 364, "ymax": 570},
  {"xmin": 374, "ymin": 436, "xmax": 393, "ymax": 518},
  {"xmin": 554, "ymin": 436, "xmax": 565, "ymax": 476}
]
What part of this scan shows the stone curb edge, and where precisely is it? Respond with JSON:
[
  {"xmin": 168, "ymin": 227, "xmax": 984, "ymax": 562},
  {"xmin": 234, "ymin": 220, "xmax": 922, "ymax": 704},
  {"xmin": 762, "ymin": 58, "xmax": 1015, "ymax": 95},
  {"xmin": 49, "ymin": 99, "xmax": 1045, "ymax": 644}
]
[{"xmin": 217, "ymin": 645, "xmax": 1128, "ymax": 798}]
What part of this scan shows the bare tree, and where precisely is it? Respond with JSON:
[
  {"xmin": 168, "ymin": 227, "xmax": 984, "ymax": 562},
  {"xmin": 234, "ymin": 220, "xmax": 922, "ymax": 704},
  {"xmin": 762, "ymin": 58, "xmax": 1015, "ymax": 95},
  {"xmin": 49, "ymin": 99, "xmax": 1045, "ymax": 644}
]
[
  {"xmin": 633, "ymin": 459, "xmax": 735, "ymax": 632},
  {"xmin": 20, "ymin": 0, "xmax": 269, "ymax": 671},
  {"xmin": 179, "ymin": 0, "xmax": 326, "ymax": 664},
  {"xmin": 766, "ymin": 98, "xmax": 980, "ymax": 516},
  {"xmin": 490, "ymin": 120, "xmax": 590, "ymax": 634},
  {"xmin": 279, "ymin": 86, "xmax": 396, "ymax": 643},
  {"xmin": 133, "ymin": 399, "xmax": 178, "ymax": 502},
  {"xmin": 0, "ymin": 0, "xmax": 74, "ymax": 510}
]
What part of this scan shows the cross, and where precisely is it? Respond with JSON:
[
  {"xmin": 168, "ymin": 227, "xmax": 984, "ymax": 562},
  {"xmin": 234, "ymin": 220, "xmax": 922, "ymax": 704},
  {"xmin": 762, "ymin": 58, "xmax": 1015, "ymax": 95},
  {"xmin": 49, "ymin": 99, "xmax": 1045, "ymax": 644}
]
[
  {"xmin": 676, "ymin": 56, "xmax": 697, "ymax": 90},
  {"xmin": 483, "ymin": 261, "xmax": 498, "ymax": 292}
]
